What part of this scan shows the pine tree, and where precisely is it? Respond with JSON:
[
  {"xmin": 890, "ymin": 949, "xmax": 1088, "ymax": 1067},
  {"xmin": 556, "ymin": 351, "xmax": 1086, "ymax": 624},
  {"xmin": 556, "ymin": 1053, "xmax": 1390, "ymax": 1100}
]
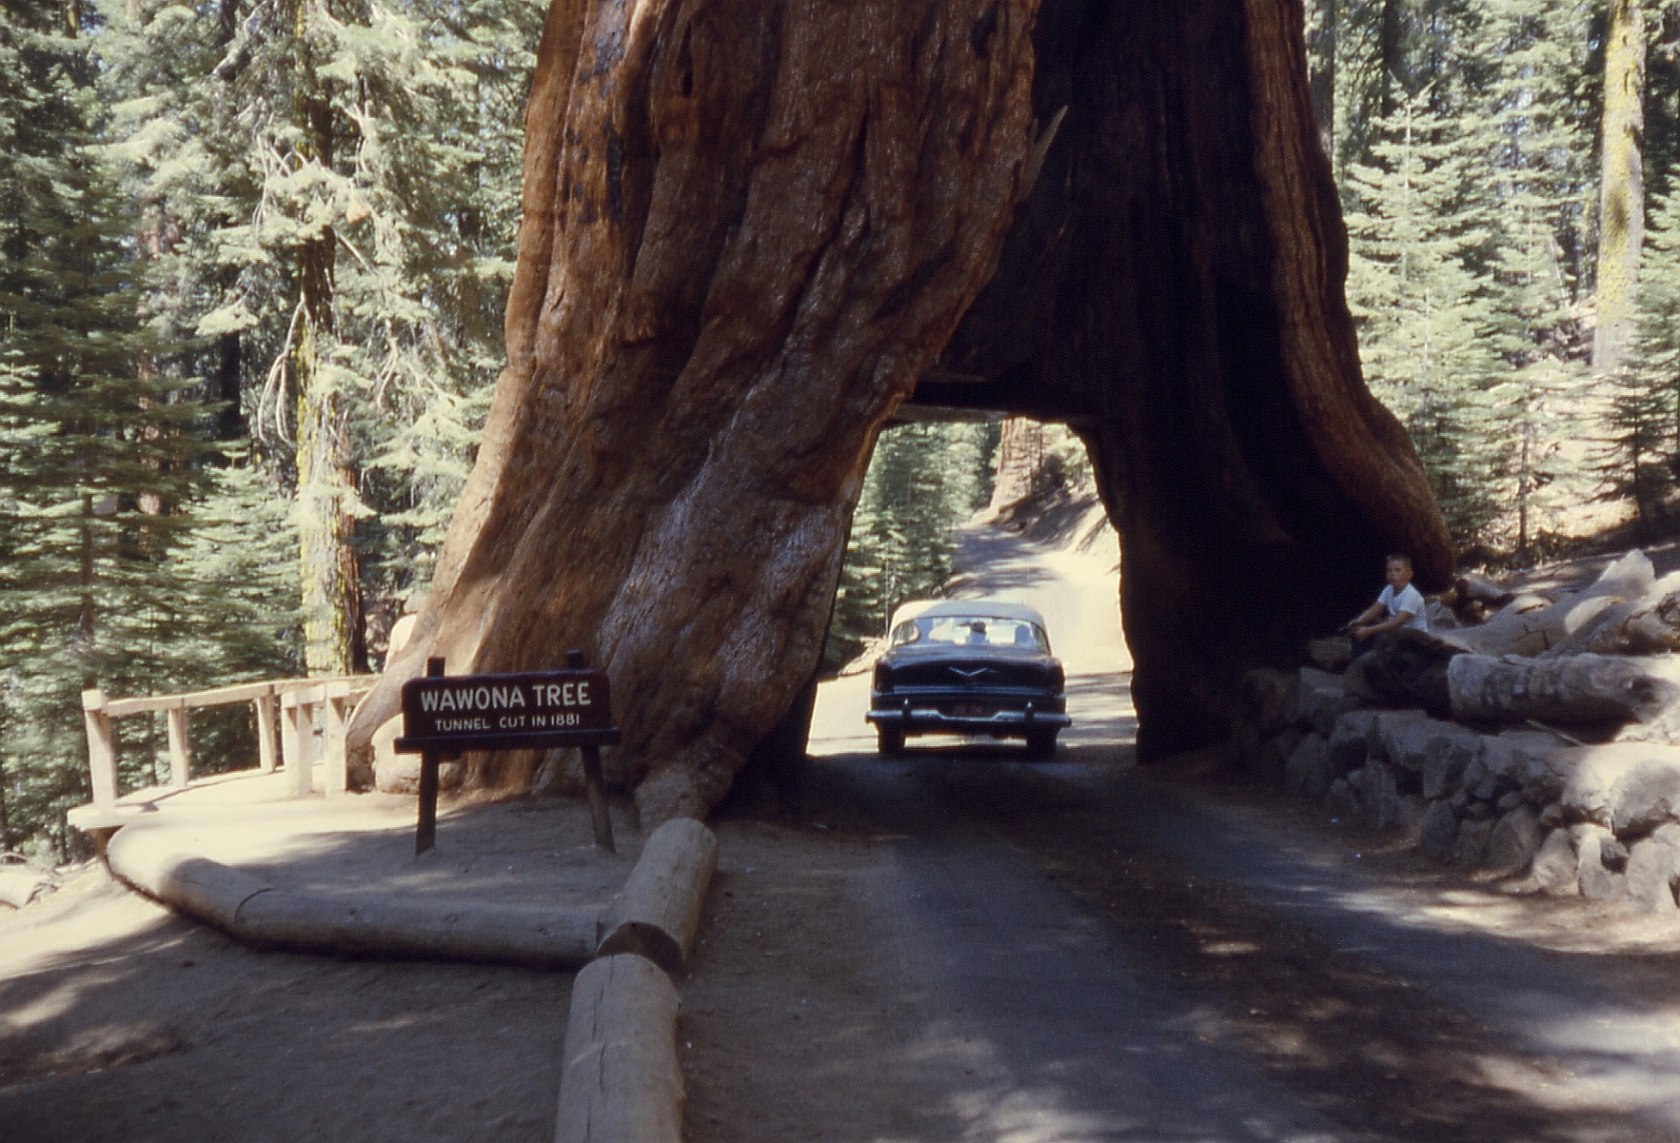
[
  {"xmin": 1611, "ymin": 173, "xmax": 1680, "ymax": 531},
  {"xmin": 0, "ymin": 0, "xmax": 214, "ymax": 857},
  {"xmin": 1345, "ymin": 89, "xmax": 1506, "ymax": 546},
  {"xmin": 1473, "ymin": 0, "xmax": 1595, "ymax": 559},
  {"xmin": 99, "ymin": 0, "xmax": 541, "ymax": 671}
]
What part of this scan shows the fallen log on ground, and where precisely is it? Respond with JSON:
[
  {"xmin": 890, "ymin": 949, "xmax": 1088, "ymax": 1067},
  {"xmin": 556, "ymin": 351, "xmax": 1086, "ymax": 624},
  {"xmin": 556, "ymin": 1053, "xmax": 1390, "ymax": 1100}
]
[
  {"xmin": 1447, "ymin": 652, "xmax": 1679, "ymax": 728},
  {"xmin": 555, "ymin": 954, "xmax": 683, "ymax": 1143},
  {"xmin": 1440, "ymin": 551, "xmax": 1655, "ymax": 658},
  {"xmin": 1451, "ymin": 572, "xmax": 1515, "ymax": 624},
  {"xmin": 1538, "ymin": 572, "xmax": 1680, "ymax": 658},
  {"xmin": 107, "ymin": 828, "xmax": 601, "ymax": 969},
  {"xmin": 595, "ymin": 817, "xmax": 717, "ymax": 976}
]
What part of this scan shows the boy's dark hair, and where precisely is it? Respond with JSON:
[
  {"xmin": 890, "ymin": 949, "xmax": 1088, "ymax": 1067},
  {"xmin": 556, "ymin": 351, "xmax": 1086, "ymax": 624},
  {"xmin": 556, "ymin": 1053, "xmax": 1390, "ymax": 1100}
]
[{"xmin": 1386, "ymin": 552, "xmax": 1413, "ymax": 569}]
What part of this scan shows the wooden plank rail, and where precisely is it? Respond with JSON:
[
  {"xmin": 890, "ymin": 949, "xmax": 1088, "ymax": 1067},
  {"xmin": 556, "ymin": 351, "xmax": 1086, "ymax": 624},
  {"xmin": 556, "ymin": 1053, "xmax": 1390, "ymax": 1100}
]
[{"xmin": 81, "ymin": 676, "xmax": 377, "ymax": 809}]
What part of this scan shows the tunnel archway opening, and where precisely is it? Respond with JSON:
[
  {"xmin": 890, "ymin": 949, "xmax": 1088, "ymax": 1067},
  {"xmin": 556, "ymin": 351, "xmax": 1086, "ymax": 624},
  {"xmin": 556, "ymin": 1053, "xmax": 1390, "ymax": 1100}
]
[{"xmin": 732, "ymin": 410, "xmax": 1131, "ymax": 804}]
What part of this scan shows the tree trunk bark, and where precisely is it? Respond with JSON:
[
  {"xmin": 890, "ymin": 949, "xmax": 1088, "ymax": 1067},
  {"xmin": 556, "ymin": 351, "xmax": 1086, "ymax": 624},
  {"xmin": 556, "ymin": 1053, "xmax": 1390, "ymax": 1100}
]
[
  {"xmin": 349, "ymin": 0, "xmax": 1450, "ymax": 806},
  {"xmin": 988, "ymin": 417, "xmax": 1047, "ymax": 510},
  {"xmin": 1307, "ymin": 0, "xmax": 1335, "ymax": 163},
  {"xmin": 1595, "ymin": 0, "xmax": 1646, "ymax": 377},
  {"xmin": 1377, "ymin": 0, "xmax": 1404, "ymax": 117},
  {"xmin": 349, "ymin": 0, "xmax": 1038, "ymax": 821},
  {"xmin": 932, "ymin": 0, "xmax": 1451, "ymax": 763},
  {"xmin": 1448, "ymin": 653, "xmax": 1677, "ymax": 729},
  {"xmin": 295, "ymin": 322, "xmax": 365, "ymax": 676},
  {"xmin": 293, "ymin": 88, "xmax": 365, "ymax": 677}
]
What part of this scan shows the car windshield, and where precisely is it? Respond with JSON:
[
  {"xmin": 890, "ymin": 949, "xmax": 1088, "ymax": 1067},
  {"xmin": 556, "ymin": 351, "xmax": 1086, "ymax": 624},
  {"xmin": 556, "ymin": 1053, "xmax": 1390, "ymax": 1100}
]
[{"xmin": 890, "ymin": 615, "xmax": 1050, "ymax": 652}]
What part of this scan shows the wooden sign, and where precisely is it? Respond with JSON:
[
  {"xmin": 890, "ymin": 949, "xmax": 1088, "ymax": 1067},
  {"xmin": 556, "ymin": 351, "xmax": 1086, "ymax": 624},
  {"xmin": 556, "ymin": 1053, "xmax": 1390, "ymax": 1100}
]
[
  {"xmin": 397, "ymin": 654, "xmax": 621, "ymax": 856},
  {"xmin": 395, "ymin": 669, "xmax": 621, "ymax": 754}
]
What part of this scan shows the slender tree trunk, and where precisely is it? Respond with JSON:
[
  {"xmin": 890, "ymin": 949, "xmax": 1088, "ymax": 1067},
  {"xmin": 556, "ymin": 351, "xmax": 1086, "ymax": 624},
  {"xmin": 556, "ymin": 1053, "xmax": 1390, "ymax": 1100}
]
[
  {"xmin": 293, "ymin": 78, "xmax": 365, "ymax": 676},
  {"xmin": 214, "ymin": 332, "xmax": 244, "ymax": 441},
  {"xmin": 78, "ymin": 493, "xmax": 95, "ymax": 640},
  {"xmin": 1595, "ymin": 0, "xmax": 1646, "ymax": 377},
  {"xmin": 0, "ymin": 753, "xmax": 11, "ymax": 852},
  {"xmin": 1378, "ymin": 0, "xmax": 1404, "ymax": 118},
  {"xmin": 1517, "ymin": 415, "xmax": 1532, "ymax": 564},
  {"xmin": 1308, "ymin": 0, "xmax": 1336, "ymax": 163}
]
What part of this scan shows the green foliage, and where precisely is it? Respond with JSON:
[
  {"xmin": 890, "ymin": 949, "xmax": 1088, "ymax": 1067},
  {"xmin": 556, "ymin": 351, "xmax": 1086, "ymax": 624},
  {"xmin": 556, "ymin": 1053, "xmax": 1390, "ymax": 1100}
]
[
  {"xmin": 1609, "ymin": 173, "xmax": 1680, "ymax": 531},
  {"xmin": 0, "ymin": 0, "xmax": 223, "ymax": 858},
  {"xmin": 0, "ymin": 0, "xmax": 537, "ymax": 856},
  {"xmin": 1325, "ymin": 1, "xmax": 1603, "ymax": 557},
  {"xmin": 825, "ymin": 422, "xmax": 1000, "ymax": 673},
  {"xmin": 100, "ymin": 0, "xmax": 539, "ymax": 634},
  {"xmin": 1345, "ymin": 90, "xmax": 1506, "ymax": 542}
]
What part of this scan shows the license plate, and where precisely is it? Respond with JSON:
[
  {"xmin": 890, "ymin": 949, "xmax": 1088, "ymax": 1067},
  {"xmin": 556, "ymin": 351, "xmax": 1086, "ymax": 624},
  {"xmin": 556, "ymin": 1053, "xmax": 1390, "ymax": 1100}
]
[{"xmin": 951, "ymin": 702, "xmax": 988, "ymax": 717}]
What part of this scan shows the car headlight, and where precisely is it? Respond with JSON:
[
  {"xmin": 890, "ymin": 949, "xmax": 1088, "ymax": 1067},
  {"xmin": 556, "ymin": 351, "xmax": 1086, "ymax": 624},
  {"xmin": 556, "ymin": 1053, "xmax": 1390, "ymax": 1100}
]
[
  {"xmin": 1049, "ymin": 664, "xmax": 1064, "ymax": 693},
  {"xmin": 874, "ymin": 661, "xmax": 893, "ymax": 692}
]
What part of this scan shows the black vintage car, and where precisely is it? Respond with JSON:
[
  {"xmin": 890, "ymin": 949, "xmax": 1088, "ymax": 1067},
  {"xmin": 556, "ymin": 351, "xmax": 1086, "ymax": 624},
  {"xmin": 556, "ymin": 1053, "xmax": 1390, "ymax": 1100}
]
[{"xmin": 865, "ymin": 599, "xmax": 1070, "ymax": 759}]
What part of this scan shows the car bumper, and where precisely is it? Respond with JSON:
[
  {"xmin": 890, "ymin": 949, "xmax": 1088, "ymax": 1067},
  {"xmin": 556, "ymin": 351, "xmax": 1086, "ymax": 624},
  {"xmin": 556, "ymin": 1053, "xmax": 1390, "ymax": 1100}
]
[{"xmin": 866, "ymin": 705, "xmax": 1072, "ymax": 735}]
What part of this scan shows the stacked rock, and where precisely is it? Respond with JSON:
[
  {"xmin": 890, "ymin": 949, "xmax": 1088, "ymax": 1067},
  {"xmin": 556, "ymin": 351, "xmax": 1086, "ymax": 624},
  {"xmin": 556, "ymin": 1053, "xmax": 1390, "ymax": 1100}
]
[{"xmin": 1232, "ymin": 550, "xmax": 1680, "ymax": 913}]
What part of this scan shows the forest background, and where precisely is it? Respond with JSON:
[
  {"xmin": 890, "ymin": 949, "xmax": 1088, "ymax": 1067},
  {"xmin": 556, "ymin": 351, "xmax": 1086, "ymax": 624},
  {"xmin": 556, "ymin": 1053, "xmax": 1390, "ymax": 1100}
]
[{"xmin": 4, "ymin": 0, "xmax": 1680, "ymax": 859}]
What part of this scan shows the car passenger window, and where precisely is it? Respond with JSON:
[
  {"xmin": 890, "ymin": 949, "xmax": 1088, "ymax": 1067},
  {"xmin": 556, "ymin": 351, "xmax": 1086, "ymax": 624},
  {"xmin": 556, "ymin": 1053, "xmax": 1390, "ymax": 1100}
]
[{"xmin": 917, "ymin": 617, "xmax": 1048, "ymax": 648}]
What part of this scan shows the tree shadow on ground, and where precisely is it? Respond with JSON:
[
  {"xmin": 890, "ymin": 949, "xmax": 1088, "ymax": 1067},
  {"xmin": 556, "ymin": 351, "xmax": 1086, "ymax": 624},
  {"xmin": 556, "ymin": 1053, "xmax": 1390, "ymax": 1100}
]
[{"xmin": 767, "ymin": 751, "xmax": 1680, "ymax": 1143}]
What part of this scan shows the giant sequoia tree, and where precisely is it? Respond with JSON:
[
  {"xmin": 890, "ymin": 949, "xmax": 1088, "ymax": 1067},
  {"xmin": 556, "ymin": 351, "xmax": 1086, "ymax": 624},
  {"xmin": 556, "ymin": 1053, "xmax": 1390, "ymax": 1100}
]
[{"xmin": 348, "ymin": 0, "xmax": 1450, "ymax": 820}]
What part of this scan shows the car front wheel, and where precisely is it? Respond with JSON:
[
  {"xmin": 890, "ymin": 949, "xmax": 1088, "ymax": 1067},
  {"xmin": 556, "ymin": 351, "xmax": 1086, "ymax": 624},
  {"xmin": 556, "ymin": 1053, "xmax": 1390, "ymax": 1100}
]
[
  {"xmin": 877, "ymin": 726, "xmax": 905, "ymax": 757},
  {"xmin": 1025, "ymin": 728, "xmax": 1058, "ymax": 760}
]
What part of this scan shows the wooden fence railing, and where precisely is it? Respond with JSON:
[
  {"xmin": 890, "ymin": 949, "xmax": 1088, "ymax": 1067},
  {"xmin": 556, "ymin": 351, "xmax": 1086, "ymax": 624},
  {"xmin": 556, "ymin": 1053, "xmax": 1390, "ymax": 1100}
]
[{"xmin": 81, "ymin": 676, "xmax": 378, "ymax": 807}]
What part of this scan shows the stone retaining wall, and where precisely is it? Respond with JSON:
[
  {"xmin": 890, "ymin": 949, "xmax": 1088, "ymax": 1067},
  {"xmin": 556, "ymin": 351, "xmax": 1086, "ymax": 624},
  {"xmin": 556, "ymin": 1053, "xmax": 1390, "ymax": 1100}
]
[{"xmin": 1235, "ymin": 666, "xmax": 1680, "ymax": 912}]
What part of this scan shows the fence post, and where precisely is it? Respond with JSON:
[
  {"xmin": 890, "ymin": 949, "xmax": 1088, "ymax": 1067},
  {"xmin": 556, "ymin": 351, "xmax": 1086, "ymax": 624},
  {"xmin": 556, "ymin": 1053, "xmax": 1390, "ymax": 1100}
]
[
  {"xmin": 256, "ymin": 689, "xmax": 278, "ymax": 774},
  {"xmin": 82, "ymin": 690, "xmax": 118, "ymax": 806},
  {"xmin": 279, "ymin": 689, "xmax": 298, "ymax": 783},
  {"xmin": 323, "ymin": 680, "xmax": 349, "ymax": 797},
  {"xmin": 166, "ymin": 702, "xmax": 191, "ymax": 789},
  {"xmin": 292, "ymin": 692, "xmax": 312, "ymax": 798},
  {"xmin": 282, "ymin": 690, "xmax": 315, "ymax": 798}
]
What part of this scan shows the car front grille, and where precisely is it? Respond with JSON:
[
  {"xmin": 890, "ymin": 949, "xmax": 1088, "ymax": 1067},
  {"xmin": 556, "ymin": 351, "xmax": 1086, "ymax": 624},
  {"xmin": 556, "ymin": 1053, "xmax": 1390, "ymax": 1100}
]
[{"xmin": 891, "ymin": 660, "xmax": 1050, "ymax": 690}]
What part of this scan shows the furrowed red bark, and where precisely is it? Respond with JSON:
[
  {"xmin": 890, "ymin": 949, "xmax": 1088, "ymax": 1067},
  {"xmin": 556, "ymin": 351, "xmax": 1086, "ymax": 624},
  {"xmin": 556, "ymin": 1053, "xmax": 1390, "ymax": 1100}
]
[
  {"xmin": 922, "ymin": 0, "xmax": 1451, "ymax": 764},
  {"xmin": 350, "ymin": 0, "xmax": 1451, "ymax": 804},
  {"xmin": 350, "ymin": 0, "xmax": 1039, "ymax": 820}
]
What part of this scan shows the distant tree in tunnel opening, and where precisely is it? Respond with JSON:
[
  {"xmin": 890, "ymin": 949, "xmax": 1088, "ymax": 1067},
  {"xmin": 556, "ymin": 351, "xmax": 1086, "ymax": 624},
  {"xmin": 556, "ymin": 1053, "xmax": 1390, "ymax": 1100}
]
[
  {"xmin": 825, "ymin": 421, "xmax": 999, "ymax": 674},
  {"xmin": 988, "ymin": 419, "xmax": 1095, "ymax": 515}
]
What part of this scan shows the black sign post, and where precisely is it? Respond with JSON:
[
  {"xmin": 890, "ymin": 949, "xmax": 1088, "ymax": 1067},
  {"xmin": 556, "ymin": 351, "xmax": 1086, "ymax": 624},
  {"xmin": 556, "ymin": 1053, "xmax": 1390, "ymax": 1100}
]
[{"xmin": 395, "ymin": 651, "xmax": 622, "ymax": 855}]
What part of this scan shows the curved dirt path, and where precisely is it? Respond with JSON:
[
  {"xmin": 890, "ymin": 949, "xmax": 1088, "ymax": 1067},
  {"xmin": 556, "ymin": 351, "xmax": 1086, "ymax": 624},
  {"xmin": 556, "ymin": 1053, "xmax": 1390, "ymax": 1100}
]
[{"xmin": 0, "ymin": 796, "xmax": 643, "ymax": 1142}]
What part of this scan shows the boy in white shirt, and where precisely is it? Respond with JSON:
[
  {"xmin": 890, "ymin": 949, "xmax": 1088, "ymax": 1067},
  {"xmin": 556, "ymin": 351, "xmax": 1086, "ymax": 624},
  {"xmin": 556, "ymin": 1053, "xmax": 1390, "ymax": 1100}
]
[{"xmin": 1346, "ymin": 553, "xmax": 1429, "ymax": 640}]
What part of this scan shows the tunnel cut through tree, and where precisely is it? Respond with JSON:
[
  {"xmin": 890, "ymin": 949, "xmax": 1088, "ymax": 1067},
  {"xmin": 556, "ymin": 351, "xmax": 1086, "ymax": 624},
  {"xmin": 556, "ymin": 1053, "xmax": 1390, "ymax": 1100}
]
[{"xmin": 347, "ymin": 0, "xmax": 1450, "ymax": 821}]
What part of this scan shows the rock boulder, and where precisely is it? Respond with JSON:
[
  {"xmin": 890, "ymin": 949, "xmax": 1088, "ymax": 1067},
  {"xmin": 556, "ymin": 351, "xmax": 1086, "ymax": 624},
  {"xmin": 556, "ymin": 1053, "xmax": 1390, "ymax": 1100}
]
[{"xmin": 1285, "ymin": 732, "xmax": 1334, "ymax": 799}]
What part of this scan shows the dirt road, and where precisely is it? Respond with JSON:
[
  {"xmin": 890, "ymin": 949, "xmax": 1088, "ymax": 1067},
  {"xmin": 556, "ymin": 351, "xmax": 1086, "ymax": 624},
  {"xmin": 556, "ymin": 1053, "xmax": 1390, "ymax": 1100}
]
[{"xmin": 682, "ymin": 519, "xmax": 1680, "ymax": 1143}]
